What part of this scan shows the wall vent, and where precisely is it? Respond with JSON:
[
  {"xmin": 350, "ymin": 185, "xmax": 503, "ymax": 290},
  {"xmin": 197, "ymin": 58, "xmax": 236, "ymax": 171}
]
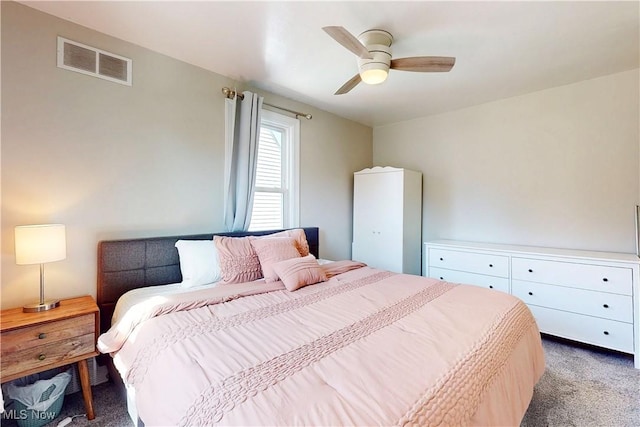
[{"xmin": 57, "ymin": 37, "xmax": 132, "ymax": 86}]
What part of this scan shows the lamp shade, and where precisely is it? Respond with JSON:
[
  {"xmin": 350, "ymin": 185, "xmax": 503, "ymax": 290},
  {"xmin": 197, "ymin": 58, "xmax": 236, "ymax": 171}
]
[{"xmin": 15, "ymin": 224, "xmax": 66, "ymax": 265}]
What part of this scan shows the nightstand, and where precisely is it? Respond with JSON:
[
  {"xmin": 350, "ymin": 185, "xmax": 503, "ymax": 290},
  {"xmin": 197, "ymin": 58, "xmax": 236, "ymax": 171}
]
[{"xmin": 0, "ymin": 296, "xmax": 99, "ymax": 420}]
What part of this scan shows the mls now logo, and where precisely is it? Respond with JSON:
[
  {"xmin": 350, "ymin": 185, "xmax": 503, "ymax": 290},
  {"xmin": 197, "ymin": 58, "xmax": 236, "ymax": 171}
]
[{"xmin": 3, "ymin": 409, "xmax": 57, "ymax": 421}]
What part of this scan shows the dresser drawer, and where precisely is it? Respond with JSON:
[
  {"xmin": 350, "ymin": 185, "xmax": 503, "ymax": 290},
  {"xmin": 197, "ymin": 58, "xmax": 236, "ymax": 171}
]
[
  {"xmin": 512, "ymin": 258, "xmax": 632, "ymax": 295},
  {"xmin": 1, "ymin": 333, "xmax": 95, "ymax": 379},
  {"xmin": 428, "ymin": 248, "xmax": 509, "ymax": 277},
  {"xmin": 429, "ymin": 267, "xmax": 509, "ymax": 293},
  {"xmin": 528, "ymin": 305, "xmax": 634, "ymax": 353},
  {"xmin": 513, "ymin": 280, "xmax": 633, "ymax": 323},
  {"xmin": 0, "ymin": 314, "xmax": 94, "ymax": 353}
]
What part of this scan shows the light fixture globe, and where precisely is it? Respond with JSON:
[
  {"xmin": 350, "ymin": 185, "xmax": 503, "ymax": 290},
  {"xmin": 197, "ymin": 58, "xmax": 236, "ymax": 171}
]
[
  {"xmin": 357, "ymin": 44, "xmax": 391, "ymax": 85},
  {"xmin": 359, "ymin": 66, "xmax": 388, "ymax": 85},
  {"xmin": 356, "ymin": 30, "xmax": 393, "ymax": 86}
]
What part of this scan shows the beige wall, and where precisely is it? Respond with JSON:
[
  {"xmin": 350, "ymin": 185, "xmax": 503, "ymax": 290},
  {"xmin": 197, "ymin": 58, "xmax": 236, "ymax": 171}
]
[
  {"xmin": 375, "ymin": 69, "xmax": 639, "ymax": 259},
  {"xmin": 1, "ymin": 2, "xmax": 372, "ymax": 309}
]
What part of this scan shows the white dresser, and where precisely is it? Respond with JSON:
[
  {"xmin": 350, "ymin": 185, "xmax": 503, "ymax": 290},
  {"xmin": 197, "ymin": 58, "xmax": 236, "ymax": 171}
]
[
  {"xmin": 352, "ymin": 167, "xmax": 422, "ymax": 274},
  {"xmin": 425, "ymin": 240, "xmax": 640, "ymax": 368}
]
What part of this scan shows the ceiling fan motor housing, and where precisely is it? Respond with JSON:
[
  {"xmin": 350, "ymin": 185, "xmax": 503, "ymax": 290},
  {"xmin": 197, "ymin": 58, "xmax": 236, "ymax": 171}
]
[{"xmin": 357, "ymin": 30, "xmax": 393, "ymax": 84}]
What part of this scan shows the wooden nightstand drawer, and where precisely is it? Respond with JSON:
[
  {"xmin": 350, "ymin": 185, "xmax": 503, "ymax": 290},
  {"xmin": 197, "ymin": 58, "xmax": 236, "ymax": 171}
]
[
  {"xmin": 0, "ymin": 296, "xmax": 99, "ymax": 420},
  {"xmin": 1, "ymin": 314, "xmax": 94, "ymax": 353},
  {"xmin": 1, "ymin": 333, "xmax": 95, "ymax": 378}
]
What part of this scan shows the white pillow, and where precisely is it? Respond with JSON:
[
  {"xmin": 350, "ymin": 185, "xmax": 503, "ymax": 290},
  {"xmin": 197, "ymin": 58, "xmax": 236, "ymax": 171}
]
[{"xmin": 175, "ymin": 240, "xmax": 221, "ymax": 288}]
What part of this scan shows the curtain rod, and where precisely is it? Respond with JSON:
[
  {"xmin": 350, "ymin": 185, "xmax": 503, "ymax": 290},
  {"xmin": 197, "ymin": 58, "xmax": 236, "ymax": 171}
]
[{"xmin": 221, "ymin": 87, "xmax": 312, "ymax": 120}]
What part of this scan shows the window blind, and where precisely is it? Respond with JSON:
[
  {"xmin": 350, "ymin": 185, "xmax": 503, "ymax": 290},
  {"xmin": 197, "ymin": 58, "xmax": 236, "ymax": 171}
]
[{"xmin": 249, "ymin": 127, "xmax": 284, "ymax": 230}]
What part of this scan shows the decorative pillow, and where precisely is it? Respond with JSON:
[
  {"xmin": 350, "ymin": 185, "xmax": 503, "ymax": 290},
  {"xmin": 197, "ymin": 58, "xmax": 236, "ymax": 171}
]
[
  {"xmin": 250, "ymin": 237, "xmax": 301, "ymax": 282},
  {"xmin": 261, "ymin": 229, "xmax": 310, "ymax": 257},
  {"xmin": 271, "ymin": 254, "xmax": 327, "ymax": 291},
  {"xmin": 174, "ymin": 240, "xmax": 221, "ymax": 288},
  {"xmin": 214, "ymin": 236, "xmax": 262, "ymax": 284}
]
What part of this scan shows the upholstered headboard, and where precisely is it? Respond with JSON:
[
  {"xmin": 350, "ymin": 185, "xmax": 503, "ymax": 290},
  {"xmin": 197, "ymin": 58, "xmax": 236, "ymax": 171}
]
[{"xmin": 97, "ymin": 227, "xmax": 319, "ymax": 333}]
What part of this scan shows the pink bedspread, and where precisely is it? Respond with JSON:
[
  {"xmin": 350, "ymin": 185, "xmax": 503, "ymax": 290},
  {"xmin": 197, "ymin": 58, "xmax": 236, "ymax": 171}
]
[{"xmin": 99, "ymin": 264, "xmax": 544, "ymax": 426}]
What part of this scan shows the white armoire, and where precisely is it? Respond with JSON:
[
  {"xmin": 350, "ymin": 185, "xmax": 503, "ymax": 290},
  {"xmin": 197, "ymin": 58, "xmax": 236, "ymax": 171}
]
[{"xmin": 352, "ymin": 167, "xmax": 422, "ymax": 274}]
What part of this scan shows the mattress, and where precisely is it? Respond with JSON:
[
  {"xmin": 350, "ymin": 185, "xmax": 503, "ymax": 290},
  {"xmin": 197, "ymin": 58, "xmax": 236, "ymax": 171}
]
[{"xmin": 99, "ymin": 262, "xmax": 544, "ymax": 426}]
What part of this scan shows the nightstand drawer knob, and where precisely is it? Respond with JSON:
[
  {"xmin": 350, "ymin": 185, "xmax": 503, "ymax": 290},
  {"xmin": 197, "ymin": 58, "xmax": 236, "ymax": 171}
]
[
  {"xmin": 38, "ymin": 333, "xmax": 47, "ymax": 340},
  {"xmin": 37, "ymin": 354, "xmax": 46, "ymax": 361}
]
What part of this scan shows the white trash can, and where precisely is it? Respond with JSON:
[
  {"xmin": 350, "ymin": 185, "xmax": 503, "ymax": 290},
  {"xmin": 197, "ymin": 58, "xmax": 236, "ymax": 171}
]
[{"xmin": 5, "ymin": 370, "xmax": 71, "ymax": 427}]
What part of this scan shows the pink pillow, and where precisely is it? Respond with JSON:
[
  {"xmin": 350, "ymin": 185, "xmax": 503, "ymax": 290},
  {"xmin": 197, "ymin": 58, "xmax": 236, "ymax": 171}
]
[
  {"xmin": 250, "ymin": 237, "xmax": 301, "ymax": 282},
  {"xmin": 271, "ymin": 254, "xmax": 327, "ymax": 291},
  {"xmin": 214, "ymin": 236, "xmax": 262, "ymax": 284},
  {"xmin": 262, "ymin": 229, "xmax": 310, "ymax": 257}
]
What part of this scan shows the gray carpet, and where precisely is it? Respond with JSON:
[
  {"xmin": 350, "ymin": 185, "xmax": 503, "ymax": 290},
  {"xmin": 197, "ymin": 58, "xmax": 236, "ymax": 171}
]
[
  {"xmin": 521, "ymin": 336, "xmax": 639, "ymax": 427},
  {"xmin": 3, "ymin": 337, "xmax": 638, "ymax": 426}
]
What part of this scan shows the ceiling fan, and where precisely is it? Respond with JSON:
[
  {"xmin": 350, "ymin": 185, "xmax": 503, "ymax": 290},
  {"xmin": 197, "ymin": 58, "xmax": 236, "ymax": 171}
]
[{"xmin": 323, "ymin": 26, "xmax": 456, "ymax": 95}]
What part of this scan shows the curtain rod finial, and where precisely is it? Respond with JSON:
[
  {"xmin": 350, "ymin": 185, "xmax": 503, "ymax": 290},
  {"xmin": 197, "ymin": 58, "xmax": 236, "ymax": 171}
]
[
  {"xmin": 221, "ymin": 87, "xmax": 235, "ymax": 99},
  {"xmin": 222, "ymin": 87, "xmax": 244, "ymax": 100}
]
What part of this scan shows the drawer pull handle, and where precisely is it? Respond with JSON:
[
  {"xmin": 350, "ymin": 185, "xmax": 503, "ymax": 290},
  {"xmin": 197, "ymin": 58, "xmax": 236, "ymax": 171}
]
[
  {"xmin": 439, "ymin": 257, "xmax": 444, "ymax": 261},
  {"xmin": 528, "ymin": 269, "xmax": 533, "ymax": 273},
  {"xmin": 603, "ymin": 331, "xmax": 609, "ymax": 336},
  {"xmin": 603, "ymin": 304, "xmax": 609, "ymax": 308},
  {"xmin": 489, "ymin": 264, "xmax": 493, "ymax": 267},
  {"xmin": 489, "ymin": 285, "xmax": 494, "ymax": 289},
  {"xmin": 439, "ymin": 277, "xmax": 444, "ymax": 280},
  {"xmin": 38, "ymin": 333, "xmax": 47, "ymax": 340},
  {"xmin": 528, "ymin": 292, "xmax": 533, "ymax": 296},
  {"xmin": 37, "ymin": 354, "xmax": 46, "ymax": 361},
  {"xmin": 602, "ymin": 278, "xmax": 608, "ymax": 282}
]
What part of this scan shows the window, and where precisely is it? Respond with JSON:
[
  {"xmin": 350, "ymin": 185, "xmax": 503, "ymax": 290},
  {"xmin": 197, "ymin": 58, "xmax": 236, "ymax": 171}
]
[{"xmin": 248, "ymin": 110, "xmax": 300, "ymax": 231}]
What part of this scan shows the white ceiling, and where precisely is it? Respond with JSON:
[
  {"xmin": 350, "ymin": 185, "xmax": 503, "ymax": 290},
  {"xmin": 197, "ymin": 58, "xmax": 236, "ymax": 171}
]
[{"xmin": 21, "ymin": 1, "xmax": 640, "ymax": 127}]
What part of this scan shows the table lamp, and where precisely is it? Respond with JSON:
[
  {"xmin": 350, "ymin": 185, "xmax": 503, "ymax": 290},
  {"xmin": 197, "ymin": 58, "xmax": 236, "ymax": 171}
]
[{"xmin": 15, "ymin": 224, "xmax": 66, "ymax": 312}]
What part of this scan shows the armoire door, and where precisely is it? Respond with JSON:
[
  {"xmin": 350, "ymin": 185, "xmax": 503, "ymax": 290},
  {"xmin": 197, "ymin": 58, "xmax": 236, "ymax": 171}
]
[{"xmin": 353, "ymin": 170, "xmax": 403, "ymax": 271}]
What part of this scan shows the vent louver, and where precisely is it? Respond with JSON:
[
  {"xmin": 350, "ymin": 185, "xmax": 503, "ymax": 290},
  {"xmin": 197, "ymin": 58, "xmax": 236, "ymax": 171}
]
[{"xmin": 57, "ymin": 37, "xmax": 132, "ymax": 86}]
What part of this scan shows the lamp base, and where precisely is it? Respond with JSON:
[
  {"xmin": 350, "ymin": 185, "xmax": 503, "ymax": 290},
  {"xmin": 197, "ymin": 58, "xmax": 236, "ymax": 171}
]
[{"xmin": 23, "ymin": 299, "xmax": 60, "ymax": 313}]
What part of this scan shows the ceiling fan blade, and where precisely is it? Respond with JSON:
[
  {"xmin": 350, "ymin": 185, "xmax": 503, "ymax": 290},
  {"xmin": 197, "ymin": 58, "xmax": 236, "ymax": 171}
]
[
  {"xmin": 323, "ymin": 26, "xmax": 373, "ymax": 60},
  {"xmin": 390, "ymin": 56, "xmax": 456, "ymax": 72},
  {"xmin": 335, "ymin": 74, "xmax": 362, "ymax": 95}
]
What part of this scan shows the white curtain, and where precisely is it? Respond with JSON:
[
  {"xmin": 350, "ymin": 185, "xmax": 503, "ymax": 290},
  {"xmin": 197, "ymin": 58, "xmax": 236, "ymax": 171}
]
[{"xmin": 223, "ymin": 91, "xmax": 264, "ymax": 231}]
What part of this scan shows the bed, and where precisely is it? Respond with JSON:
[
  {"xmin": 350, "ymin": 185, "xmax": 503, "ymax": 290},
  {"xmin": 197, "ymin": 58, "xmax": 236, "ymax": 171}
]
[{"xmin": 97, "ymin": 227, "xmax": 544, "ymax": 426}]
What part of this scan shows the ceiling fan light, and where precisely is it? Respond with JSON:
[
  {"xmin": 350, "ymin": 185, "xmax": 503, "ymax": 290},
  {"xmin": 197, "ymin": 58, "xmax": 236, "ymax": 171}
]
[
  {"xmin": 360, "ymin": 68, "xmax": 388, "ymax": 85},
  {"xmin": 358, "ymin": 44, "xmax": 391, "ymax": 85}
]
